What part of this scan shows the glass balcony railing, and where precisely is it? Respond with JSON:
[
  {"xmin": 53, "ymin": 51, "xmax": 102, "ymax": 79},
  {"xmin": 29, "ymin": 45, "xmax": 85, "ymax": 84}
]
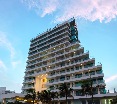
[
  {"xmin": 60, "ymin": 78, "xmax": 65, "ymax": 81},
  {"xmin": 50, "ymin": 87, "xmax": 54, "ymax": 90},
  {"xmin": 75, "ymin": 75, "xmax": 82, "ymax": 78},
  {"xmin": 98, "ymin": 80, "xmax": 104, "ymax": 84},
  {"xmin": 75, "ymin": 83, "xmax": 81, "ymax": 87},
  {"xmin": 96, "ymin": 70, "xmax": 102, "ymax": 74}
]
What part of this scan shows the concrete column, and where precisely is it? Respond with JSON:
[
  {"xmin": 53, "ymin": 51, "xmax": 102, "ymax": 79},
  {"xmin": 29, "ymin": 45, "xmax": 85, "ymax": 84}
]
[
  {"xmin": 35, "ymin": 77, "xmax": 41, "ymax": 92},
  {"xmin": 86, "ymin": 100, "xmax": 88, "ymax": 104},
  {"xmin": 99, "ymin": 99, "xmax": 101, "ymax": 104},
  {"xmin": 107, "ymin": 99, "xmax": 109, "ymax": 104},
  {"xmin": 98, "ymin": 87, "xmax": 100, "ymax": 94}
]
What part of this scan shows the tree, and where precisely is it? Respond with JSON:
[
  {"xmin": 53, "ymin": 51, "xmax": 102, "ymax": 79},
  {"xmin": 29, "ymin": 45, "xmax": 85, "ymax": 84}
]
[
  {"xmin": 50, "ymin": 91, "xmax": 58, "ymax": 104},
  {"xmin": 58, "ymin": 83, "xmax": 73, "ymax": 104},
  {"xmin": 110, "ymin": 95, "xmax": 117, "ymax": 104},
  {"xmin": 24, "ymin": 89, "xmax": 36, "ymax": 104},
  {"xmin": 37, "ymin": 90, "xmax": 58, "ymax": 104},
  {"xmin": 80, "ymin": 78, "xmax": 105, "ymax": 104},
  {"xmin": 80, "ymin": 78, "xmax": 97, "ymax": 104},
  {"xmin": 37, "ymin": 90, "xmax": 51, "ymax": 104}
]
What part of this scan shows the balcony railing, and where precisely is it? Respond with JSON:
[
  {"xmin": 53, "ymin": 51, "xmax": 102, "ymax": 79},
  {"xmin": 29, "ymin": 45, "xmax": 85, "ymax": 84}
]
[
  {"xmin": 30, "ymin": 25, "xmax": 69, "ymax": 46},
  {"xmin": 26, "ymin": 44, "xmax": 82, "ymax": 71},
  {"xmin": 47, "ymin": 73, "xmax": 104, "ymax": 85}
]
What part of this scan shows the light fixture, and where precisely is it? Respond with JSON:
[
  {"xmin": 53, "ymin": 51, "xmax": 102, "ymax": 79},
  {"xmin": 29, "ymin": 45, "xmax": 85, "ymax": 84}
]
[
  {"xmin": 69, "ymin": 60, "xmax": 70, "ymax": 61},
  {"xmin": 74, "ymin": 52, "xmax": 75, "ymax": 53},
  {"xmin": 49, "ymin": 66, "xmax": 50, "ymax": 67},
  {"xmin": 81, "ymin": 64, "xmax": 82, "ymax": 65},
  {"xmin": 54, "ymin": 48, "xmax": 55, "ymax": 49}
]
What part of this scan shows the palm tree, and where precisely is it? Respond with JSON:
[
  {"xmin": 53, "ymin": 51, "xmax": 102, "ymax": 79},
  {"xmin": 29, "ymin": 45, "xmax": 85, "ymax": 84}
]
[
  {"xmin": 110, "ymin": 95, "xmax": 117, "ymax": 104},
  {"xmin": 80, "ymin": 78, "xmax": 103, "ymax": 104},
  {"xmin": 80, "ymin": 79, "xmax": 95, "ymax": 104},
  {"xmin": 25, "ymin": 89, "xmax": 36, "ymax": 104},
  {"xmin": 50, "ymin": 91, "xmax": 58, "ymax": 104},
  {"xmin": 37, "ymin": 90, "xmax": 52, "ymax": 104},
  {"xmin": 58, "ymin": 83, "xmax": 73, "ymax": 104},
  {"xmin": 37, "ymin": 91, "xmax": 43, "ymax": 103}
]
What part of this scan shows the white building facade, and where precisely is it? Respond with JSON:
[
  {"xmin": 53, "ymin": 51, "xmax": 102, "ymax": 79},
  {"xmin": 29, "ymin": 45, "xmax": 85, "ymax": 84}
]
[
  {"xmin": 0, "ymin": 87, "xmax": 24, "ymax": 104},
  {"xmin": 22, "ymin": 18, "xmax": 115, "ymax": 104}
]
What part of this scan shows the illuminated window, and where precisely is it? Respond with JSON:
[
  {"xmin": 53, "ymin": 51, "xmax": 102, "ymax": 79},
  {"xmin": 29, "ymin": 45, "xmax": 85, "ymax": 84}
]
[
  {"xmin": 42, "ymin": 84, "xmax": 46, "ymax": 88},
  {"xmin": 43, "ymin": 79, "xmax": 45, "ymax": 82}
]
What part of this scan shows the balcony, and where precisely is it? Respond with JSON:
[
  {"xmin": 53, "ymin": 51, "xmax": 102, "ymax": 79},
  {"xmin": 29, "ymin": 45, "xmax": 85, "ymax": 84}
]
[
  {"xmin": 22, "ymin": 85, "xmax": 34, "ymax": 90},
  {"xmin": 46, "ymin": 73, "xmax": 104, "ymax": 86},
  {"xmin": 29, "ymin": 31, "xmax": 70, "ymax": 56},
  {"xmin": 48, "ymin": 57, "xmax": 93, "ymax": 73},
  {"xmin": 23, "ymin": 79, "xmax": 35, "ymax": 84},
  {"xmin": 27, "ymin": 42, "xmax": 79, "ymax": 66},
  {"xmin": 30, "ymin": 25, "xmax": 69, "ymax": 47},
  {"xmin": 47, "ymin": 60, "xmax": 99, "ymax": 79},
  {"xmin": 28, "ymin": 36, "xmax": 69, "ymax": 59},
  {"xmin": 28, "ymin": 37, "xmax": 79, "ymax": 63},
  {"xmin": 24, "ymin": 73, "xmax": 35, "ymax": 77},
  {"xmin": 26, "ymin": 45, "xmax": 82, "ymax": 72}
]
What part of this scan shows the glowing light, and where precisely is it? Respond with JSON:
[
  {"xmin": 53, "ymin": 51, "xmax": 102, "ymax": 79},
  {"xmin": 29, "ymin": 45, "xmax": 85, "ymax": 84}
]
[
  {"xmin": 69, "ymin": 60, "xmax": 70, "ymax": 61},
  {"xmin": 16, "ymin": 97, "xmax": 19, "ymax": 100},
  {"xmin": 81, "ymin": 64, "xmax": 82, "ymax": 65},
  {"xmin": 74, "ymin": 52, "xmax": 75, "ymax": 53}
]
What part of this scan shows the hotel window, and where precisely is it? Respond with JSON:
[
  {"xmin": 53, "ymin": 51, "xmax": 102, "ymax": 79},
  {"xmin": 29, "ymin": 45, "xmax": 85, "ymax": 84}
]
[
  {"xmin": 43, "ymin": 79, "xmax": 45, "ymax": 82},
  {"xmin": 42, "ymin": 84, "xmax": 45, "ymax": 88}
]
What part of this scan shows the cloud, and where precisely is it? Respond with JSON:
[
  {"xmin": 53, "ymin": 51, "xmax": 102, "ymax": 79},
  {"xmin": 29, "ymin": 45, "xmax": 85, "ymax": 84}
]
[
  {"xmin": 0, "ymin": 32, "xmax": 15, "ymax": 58},
  {"xmin": 22, "ymin": 0, "xmax": 59, "ymax": 17},
  {"xmin": 11, "ymin": 60, "xmax": 21, "ymax": 69},
  {"xmin": 105, "ymin": 75, "xmax": 117, "ymax": 83},
  {"xmin": 0, "ymin": 60, "xmax": 7, "ymax": 71},
  {"xmin": 22, "ymin": 0, "xmax": 117, "ymax": 23}
]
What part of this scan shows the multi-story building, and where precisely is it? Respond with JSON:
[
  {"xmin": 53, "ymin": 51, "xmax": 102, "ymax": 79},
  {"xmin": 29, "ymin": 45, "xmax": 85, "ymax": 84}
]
[
  {"xmin": 22, "ymin": 18, "xmax": 108, "ymax": 104},
  {"xmin": 0, "ymin": 87, "xmax": 24, "ymax": 104}
]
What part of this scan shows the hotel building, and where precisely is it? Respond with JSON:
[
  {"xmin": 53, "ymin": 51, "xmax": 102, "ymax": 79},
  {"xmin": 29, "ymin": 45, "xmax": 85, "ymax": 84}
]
[{"xmin": 22, "ymin": 18, "xmax": 109, "ymax": 104}]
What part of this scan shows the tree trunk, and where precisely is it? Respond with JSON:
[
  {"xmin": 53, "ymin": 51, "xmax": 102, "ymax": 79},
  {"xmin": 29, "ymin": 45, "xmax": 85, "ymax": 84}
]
[
  {"xmin": 65, "ymin": 94, "xmax": 68, "ymax": 104},
  {"xmin": 33, "ymin": 99, "xmax": 34, "ymax": 104},
  {"xmin": 92, "ymin": 94, "xmax": 94, "ymax": 104}
]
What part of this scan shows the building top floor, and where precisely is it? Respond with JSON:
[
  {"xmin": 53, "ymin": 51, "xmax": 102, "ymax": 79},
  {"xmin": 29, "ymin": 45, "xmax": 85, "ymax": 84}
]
[
  {"xmin": 0, "ymin": 87, "xmax": 15, "ymax": 95},
  {"xmin": 30, "ymin": 18, "xmax": 78, "ymax": 44}
]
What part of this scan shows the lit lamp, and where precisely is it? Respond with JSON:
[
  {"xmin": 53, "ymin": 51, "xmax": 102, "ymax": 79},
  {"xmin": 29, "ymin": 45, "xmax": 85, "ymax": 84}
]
[{"xmin": 24, "ymin": 99, "xmax": 27, "ymax": 102}]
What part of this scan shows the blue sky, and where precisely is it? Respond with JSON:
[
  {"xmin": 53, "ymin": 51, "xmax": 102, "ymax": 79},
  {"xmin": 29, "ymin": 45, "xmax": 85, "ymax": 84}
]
[{"xmin": 0, "ymin": 0, "xmax": 117, "ymax": 93}]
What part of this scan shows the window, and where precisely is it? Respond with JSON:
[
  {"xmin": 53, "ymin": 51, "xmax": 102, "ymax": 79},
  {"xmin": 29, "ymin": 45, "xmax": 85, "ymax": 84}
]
[
  {"xmin": 43, "ymin": 79, "xmax": 45, "ymax": 82},
  {"xmin": 42, "ymin": 84, "xmax": 46, "ymax": 88},
  {"xmin": 75, "ymin": 82, "xmax": 81, "ymax": 87}
]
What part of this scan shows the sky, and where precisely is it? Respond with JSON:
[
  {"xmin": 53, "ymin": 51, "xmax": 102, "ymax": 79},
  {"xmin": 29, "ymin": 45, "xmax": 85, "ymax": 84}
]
[{"xmin": 0, "ymin": 0, "xmax": 117, "ymax": 93}]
